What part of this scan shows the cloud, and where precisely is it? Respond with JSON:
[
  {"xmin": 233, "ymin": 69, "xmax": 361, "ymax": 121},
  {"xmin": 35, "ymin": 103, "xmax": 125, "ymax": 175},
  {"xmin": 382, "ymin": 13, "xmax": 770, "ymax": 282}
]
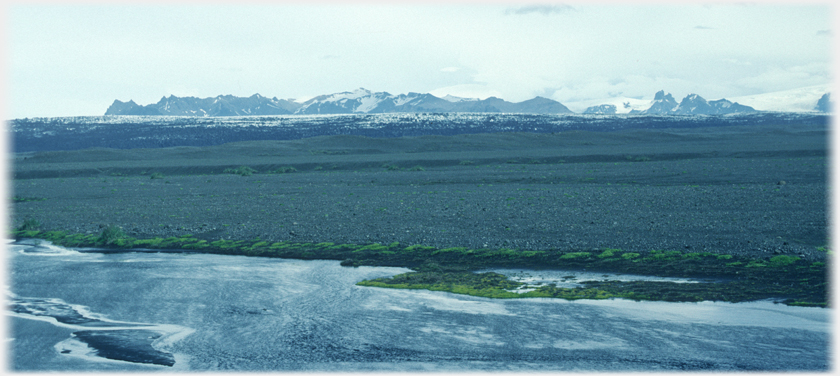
[
  {"xmin": 440, "ymin": 67, "xmax": 460, "ymax": 73},
  {"xmin": 694, "ymin": 25, "xmax": 714, "ymax": 30},
  {"xmin": 735, "ymin": 63, "xmax": 830, "ymax": 93},
  {"xmin": 816, "ymin": 29, "xmax": 831, "ymax": 36},
  {"xmin": 723, "ymin": 58, "xmax": 752, "ymax": 66},
  {"xmin": 504, "ymin": 5, "xmax": 575, "ymax": 16},
  {"xmin": 549, "ymin": 74, "xmax": 699, "ymax": 106}
]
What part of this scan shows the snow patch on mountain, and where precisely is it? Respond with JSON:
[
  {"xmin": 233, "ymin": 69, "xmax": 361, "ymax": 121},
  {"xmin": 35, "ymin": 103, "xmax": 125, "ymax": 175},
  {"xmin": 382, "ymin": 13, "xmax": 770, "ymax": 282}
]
[
  {"xmin": 565, "ymin": 97, "xmax": 650, "ymax": 114},
  {"xmin": 355, "ymin": 93, "xmax": 388, "ymax": 113},
  {"xmin": 327, "ymin": 88, "xmax": 373, "ymax": 102},
  {"xmin": 441, "ymin": 94, "xmax": 479, "ymax": 103},
  {"xmin": 393, "ymin": 94, "xmax": 420, "ymax": 107}
]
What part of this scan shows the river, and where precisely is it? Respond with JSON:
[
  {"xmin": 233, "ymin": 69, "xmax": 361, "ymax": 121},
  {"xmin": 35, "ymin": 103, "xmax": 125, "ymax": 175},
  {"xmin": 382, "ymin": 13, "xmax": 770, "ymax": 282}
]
[{"xmin": 6, "ymin": 239, "xmax": 830, "ymax": 371}]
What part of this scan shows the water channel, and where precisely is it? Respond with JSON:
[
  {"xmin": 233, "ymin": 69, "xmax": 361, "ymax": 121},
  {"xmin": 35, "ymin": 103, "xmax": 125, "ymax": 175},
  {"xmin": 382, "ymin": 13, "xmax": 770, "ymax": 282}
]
[{"xmin": 6, "ymin": 239, "xmax": 830, "ymax": 371}]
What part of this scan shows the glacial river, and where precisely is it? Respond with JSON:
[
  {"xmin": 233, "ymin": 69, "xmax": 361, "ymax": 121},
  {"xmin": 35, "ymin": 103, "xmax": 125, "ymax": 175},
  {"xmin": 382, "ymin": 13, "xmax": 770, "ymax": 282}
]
[{"xmin": 6, "ymin": 239, "xmax": 830, "ymax": 371}]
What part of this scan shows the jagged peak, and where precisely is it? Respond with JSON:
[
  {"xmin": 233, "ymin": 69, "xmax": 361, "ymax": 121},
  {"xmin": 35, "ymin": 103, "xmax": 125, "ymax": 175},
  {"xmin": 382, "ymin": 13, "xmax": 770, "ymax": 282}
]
[{"xmin": 653, "ymin": 90, "xmax": 668, "ymax": 100}]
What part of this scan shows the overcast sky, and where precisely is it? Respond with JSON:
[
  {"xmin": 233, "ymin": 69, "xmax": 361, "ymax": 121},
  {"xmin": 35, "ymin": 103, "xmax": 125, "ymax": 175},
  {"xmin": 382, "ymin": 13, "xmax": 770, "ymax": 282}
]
[{"xmin": 4, "ymin": 2, "xmax": 834, "ymax": 118}]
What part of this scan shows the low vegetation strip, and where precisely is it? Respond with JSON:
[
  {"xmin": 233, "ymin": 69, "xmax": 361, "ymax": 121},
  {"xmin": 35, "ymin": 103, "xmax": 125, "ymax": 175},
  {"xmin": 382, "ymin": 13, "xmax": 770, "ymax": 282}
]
[
  {"xmin": 356, "ymin": 272, "xmax": 617, "ymax": 300},
  {"xmin": 13, "ymin": 227, "xmax": 828, "ymax": 307}
]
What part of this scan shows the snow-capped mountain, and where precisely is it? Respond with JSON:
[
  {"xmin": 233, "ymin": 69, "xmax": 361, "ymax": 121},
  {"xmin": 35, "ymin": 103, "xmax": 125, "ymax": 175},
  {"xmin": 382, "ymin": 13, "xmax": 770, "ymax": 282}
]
[
  {"xmin": 295, "ymin": 88, "xmax": 389, "ymax": 114},
  {"xmin": 298, "ymin": 89, "xmax": 574, "ymax": 114},
  {"xmin": 638, "ymin": 91, "xmax": 680, "ymax": 114},
  {"xmin": 291, "ymin": 89, "xmax": 575, "ymax": 114},
  {"xmin": 572, "ymin": 91, "xmax": 680, "ymax": 115},
  {"xmin": 729, "ymin": 84, "xmax": 832, "ymax": 113},
  {"xmin": 106, "ymin": 88, "xmax": 573, "ymax": 116},
  {"xmin": 105, "ymin": 86, "xmax": 831, "ymax": 117},
  {"xmin": 617, "ymin": 91, "xmax": 756, "ymax": 115},
  {"xmin": 574, "ymin": 85, "xmax": 832, "ymax": 115}
]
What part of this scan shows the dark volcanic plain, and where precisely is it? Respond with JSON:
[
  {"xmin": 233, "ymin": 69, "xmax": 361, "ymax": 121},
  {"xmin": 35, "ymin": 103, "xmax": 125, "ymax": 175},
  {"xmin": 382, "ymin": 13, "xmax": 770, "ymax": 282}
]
[{"xmin": 10, "ymin": 123, "xmax": 828, "ymax": 262}]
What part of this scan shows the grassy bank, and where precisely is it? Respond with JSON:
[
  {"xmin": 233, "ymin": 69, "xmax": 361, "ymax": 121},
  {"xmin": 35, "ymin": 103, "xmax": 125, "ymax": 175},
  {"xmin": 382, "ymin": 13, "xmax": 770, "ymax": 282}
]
[{"xmin": 13, "ymin": 225, "xmax": 828, "ymax": 307}]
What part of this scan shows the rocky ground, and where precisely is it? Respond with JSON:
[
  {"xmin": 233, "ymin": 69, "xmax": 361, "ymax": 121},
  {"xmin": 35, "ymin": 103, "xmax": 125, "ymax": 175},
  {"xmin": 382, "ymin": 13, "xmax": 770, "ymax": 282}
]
[{"xmin": 9, "ymin": 123, "xmax": 829, "ymax": 262}]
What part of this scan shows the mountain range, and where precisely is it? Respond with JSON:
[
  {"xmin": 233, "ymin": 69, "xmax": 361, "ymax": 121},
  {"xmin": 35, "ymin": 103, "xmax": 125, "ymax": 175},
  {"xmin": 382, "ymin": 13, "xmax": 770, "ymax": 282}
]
[
  {"xmin": 106, "ymin": 88, "xmax": 573, "ymax": 117},
  {"xmin": 589, "ymin": 91, "xmax": 759, "ymax": 116},
  {"xmin": 105, "ymin": 87, "xmax": 831, "ymax": 117}
]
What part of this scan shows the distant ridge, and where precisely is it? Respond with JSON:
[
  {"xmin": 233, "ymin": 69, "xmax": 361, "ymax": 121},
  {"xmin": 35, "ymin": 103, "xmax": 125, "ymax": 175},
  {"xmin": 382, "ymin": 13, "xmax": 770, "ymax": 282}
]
[
  {"xmin": 580, "ymin": 91, "xmax": 757, "ymax": 115},
  {"xmin": 106, "ymin": 94, "xmax": 299, "ymax": 116},
  {"xmin": 571, "ymin": 86, "xmax": 832, "ymax": 115},
  {"xmin": 106, "ymin": 88, "xmax": 573, "ymax": 116},
  {"xmin": 106, "ymin": 87, "xmax": 832, "ymax": 117}
]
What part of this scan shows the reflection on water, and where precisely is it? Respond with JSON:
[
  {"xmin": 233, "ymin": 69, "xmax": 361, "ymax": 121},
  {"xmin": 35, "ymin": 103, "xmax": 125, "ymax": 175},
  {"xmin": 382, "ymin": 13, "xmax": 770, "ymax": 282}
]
[{"xmin": 7, "ymin": 239, "xmax": 830, "ymax": 371}]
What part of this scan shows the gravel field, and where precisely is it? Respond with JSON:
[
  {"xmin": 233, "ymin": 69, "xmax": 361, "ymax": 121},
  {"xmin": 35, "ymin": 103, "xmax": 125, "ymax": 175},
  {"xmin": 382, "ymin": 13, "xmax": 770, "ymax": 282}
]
[{"xmin": 10, "ymin": 124, "xmax": 829, "ymax": 262}]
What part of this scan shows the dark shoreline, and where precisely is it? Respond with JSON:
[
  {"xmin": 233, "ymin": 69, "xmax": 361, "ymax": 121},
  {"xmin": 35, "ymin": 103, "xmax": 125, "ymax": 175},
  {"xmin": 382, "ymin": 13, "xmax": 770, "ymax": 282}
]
[{"xmin": 11, "ymin": 234, "xmax": 828, "ymax": 307}]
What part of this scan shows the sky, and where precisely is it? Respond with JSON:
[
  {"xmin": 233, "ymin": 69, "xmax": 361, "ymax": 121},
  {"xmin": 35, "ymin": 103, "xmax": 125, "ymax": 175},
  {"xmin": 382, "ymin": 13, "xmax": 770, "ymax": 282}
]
[{"xmin": 3, "ymin": 2, "xmax": 835, "ymax": 119}]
